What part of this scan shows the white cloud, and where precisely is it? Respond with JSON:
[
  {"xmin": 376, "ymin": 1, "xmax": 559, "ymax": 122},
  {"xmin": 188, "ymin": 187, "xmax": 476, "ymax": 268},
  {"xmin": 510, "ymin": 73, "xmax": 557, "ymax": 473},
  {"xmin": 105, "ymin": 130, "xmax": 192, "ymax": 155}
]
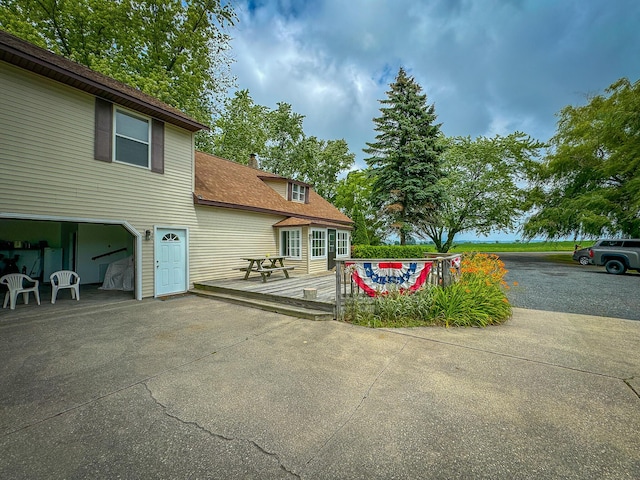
[{"xmin": 229, "ymin": 0, "xmax": 640, "ymax": 167}]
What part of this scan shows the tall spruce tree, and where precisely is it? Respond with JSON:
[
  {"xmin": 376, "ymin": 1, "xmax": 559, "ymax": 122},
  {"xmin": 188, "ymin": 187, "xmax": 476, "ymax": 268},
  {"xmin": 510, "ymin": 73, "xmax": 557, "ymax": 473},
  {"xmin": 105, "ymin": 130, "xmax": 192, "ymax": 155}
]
[{"xmin": 364, "ymin": 67, "xmax": 446, "ymax": 245}]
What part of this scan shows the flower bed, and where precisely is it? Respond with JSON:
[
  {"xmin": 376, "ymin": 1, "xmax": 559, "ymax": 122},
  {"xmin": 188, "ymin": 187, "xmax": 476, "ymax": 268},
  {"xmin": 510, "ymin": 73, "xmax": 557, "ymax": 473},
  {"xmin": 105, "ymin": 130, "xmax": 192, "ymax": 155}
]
[{"xmin": 340, "ymin": 253, "xmax": 512, "ymax": 328}]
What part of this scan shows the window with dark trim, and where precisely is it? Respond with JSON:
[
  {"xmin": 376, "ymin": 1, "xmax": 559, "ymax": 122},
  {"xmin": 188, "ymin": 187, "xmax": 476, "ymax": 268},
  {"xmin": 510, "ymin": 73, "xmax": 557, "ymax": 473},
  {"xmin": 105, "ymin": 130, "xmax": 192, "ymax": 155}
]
[
  {"xmin": 291, "ymin": 184, "xmax": 305, "ymax": 202},
  {"xmin": 287, "ymin": 182, "xmax": 310, "ymax": 204},
  {"xmin": 115, "ymin": 108, "xmax": 150, "ymax": 167},
  {"xmin": 94, "ymin": 98, "xmax": 165, "ymax": 173}
]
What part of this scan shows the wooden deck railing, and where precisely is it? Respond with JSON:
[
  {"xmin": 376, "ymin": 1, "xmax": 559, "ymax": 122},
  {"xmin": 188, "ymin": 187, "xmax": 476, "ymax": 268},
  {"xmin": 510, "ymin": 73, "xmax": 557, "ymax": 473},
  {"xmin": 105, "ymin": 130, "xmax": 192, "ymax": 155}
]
[{"xmin": 334, "ymin": 255, "xmax": 461, "ymax": 320}]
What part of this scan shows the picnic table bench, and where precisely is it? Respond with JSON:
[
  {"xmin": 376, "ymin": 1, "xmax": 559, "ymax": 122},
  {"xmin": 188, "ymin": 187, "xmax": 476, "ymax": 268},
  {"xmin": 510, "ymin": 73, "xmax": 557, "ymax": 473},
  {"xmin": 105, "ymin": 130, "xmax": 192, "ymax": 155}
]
[{"xmin": 236, "ymin": 256, "xmax": 295, "ymax": 283}]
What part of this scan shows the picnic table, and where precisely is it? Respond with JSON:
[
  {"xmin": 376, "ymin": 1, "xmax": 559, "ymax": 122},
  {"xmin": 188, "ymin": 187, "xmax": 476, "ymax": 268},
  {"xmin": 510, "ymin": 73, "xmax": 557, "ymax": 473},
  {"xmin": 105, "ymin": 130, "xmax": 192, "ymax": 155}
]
[{"xmin": 238, "ymin": 256, "xmax": 295, "ymax": 283}]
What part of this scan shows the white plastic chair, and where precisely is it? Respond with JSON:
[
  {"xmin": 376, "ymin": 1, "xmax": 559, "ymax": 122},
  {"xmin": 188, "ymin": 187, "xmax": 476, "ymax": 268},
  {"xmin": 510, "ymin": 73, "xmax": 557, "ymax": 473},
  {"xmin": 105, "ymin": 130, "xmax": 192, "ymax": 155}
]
[
  {"xmin": 1, "ymin": 273, "xmax": 41, "ymax": 310},
  {"xmin": 50, "ymin": 270, "xmax": 81, "ymax": 304}
]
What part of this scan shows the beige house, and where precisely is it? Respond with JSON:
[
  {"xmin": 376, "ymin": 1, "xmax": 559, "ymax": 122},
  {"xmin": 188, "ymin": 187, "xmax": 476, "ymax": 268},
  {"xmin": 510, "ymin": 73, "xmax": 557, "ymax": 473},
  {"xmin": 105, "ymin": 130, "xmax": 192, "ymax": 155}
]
[
  {"xmin": 194, "ymin": 153, "xmax": 353, "ymax": 276},
  {"xmin": 0, "ymin": 30, "xmax": 352, "ymax": 300}
]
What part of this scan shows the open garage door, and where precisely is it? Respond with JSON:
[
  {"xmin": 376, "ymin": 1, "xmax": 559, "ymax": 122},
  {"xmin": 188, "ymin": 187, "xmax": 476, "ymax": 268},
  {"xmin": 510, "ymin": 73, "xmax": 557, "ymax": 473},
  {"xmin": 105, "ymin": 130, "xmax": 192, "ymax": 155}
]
[{"xmin": 0, "ymin": 215, "xmax": 141, "ymax": 300}]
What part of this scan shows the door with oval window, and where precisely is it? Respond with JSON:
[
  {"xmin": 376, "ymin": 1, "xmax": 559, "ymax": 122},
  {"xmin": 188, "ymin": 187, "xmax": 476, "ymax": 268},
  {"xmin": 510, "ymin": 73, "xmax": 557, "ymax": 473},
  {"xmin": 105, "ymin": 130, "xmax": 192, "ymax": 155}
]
[{"xmin": 155, "ymin": 228, "xmax": 187, "ymax": 296}]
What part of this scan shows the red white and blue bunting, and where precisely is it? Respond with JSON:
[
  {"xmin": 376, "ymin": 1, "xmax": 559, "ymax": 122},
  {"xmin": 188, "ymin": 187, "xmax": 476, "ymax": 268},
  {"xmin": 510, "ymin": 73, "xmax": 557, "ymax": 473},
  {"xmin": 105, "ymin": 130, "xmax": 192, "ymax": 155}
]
[{"xmin": 347, "ymin": 261, "xmax": 432, "ymax": 297}]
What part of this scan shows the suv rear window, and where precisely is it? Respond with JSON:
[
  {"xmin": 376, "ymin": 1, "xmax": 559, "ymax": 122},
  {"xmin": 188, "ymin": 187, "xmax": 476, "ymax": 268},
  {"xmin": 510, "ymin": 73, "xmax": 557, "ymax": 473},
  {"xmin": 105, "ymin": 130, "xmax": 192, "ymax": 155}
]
[
  {"xmin": 598, "ymin": 240, "xmax": 624, "ymax": 247},
  {"xmin": 622, "ymin": 240, "xmax": 640, "ymax": 248}
]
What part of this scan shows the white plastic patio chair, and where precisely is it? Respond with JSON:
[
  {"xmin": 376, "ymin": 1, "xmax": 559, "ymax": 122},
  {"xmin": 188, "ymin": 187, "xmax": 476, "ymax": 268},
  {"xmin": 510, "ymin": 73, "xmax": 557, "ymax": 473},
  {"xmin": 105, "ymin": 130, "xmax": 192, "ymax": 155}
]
[
  {"xmin": 1, "ymin": 273, "xmax": 41, "ymax": 310},
  {"xmin": 50, "ymin": 270, "xmax": 81, "ymax": 304}
]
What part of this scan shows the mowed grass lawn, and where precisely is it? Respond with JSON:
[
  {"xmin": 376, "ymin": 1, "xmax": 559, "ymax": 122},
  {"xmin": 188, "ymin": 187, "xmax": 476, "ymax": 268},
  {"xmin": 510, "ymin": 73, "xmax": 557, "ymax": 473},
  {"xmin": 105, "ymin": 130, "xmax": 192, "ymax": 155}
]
[
  {"xmin": 446, "ymin": 241, "xmax": 578, "ymax": 265},
  {"xmin": 447, "ymin": 240, "xmax": 576, "ymax": 253}
]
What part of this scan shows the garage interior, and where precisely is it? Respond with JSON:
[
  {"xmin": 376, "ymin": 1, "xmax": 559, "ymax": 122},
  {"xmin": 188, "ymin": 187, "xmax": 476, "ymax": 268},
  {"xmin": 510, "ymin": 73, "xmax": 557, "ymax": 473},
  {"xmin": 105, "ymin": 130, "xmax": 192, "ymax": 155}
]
[{"xmin": 1, "ymin": 218, "xmax": 136, "ymax": 305}]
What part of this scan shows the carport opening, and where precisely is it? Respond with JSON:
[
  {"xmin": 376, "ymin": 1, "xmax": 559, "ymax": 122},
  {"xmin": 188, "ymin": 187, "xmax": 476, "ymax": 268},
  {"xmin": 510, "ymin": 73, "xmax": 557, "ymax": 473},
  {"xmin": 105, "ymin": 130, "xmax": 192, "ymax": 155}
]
[{"xmin": 1, "ymin": 218, "xmax": 135, "ymax": 300}]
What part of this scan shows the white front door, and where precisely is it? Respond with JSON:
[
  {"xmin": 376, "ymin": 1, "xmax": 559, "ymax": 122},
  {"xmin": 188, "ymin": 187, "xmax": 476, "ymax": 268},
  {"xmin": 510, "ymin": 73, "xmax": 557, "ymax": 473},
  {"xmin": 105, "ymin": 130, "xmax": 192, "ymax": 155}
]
[{"xmin": 155, "ymin": 228, "xmax": 187, "ymax": 296}]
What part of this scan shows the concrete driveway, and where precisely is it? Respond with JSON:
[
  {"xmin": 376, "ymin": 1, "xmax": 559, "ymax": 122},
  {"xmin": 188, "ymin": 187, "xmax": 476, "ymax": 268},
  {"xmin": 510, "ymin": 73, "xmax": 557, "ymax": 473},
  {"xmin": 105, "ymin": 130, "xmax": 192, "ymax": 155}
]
[{"xmin": 1, "ymin": 296, "xmax": 639, "ymax": 479}]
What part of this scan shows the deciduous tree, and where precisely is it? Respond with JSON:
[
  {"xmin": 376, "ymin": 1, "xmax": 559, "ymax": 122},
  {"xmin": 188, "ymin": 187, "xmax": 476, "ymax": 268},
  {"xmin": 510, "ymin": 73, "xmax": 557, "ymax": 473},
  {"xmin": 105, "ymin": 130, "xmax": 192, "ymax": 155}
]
[
  {"xmin": 334, "ymin": 170, "xmax": 384, "ymax": 245},
  {"xmin": 261, "ymin": 102, "xmax": 305, "ymax": 177},
  {"xmin": 523, "ymin": 78, "xmax": 640, "ymax": 239},
  {"xmin": 211, "ymin": 89, "xmax": 269, "ymax": 161},
  {"xmin": 0, "ymin": 0, "xmax": 237, "ymax": 150},
  {"xmin": 292, "ymin": 137, "xmax": 355, "ymax": 201},
  {"xmin": 217, "ymin": 99, "xmax": 355, "ymax": 200},
  {"xmin": 418, "ymin": 134, "xmax": 545, "ymax": 252}
]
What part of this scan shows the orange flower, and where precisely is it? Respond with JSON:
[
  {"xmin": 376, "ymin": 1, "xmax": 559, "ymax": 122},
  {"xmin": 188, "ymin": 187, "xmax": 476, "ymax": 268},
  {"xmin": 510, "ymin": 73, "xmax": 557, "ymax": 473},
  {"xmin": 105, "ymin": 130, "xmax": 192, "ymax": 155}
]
[{"xmin": 459, "ymin": 252, "xmax": 509, "ymax": 289}]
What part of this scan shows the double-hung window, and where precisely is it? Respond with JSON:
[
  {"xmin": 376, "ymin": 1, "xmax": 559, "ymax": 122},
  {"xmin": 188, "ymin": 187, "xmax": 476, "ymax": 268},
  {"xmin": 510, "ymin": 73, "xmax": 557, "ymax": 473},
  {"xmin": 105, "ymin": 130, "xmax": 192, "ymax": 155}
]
[
  {"xmin": 95, "ymin": 98, "xmax": 164, "ymax": 173},
  {"xmin": 337, "ymin": 231, "xmax": 349, "ymax": 257},
  {"xmin": 280, "ymin": 229, "xmax": 301, "ymax": 259},
  {"xmin": 115, "ymin": 108, "xmax": 150, "ymax": 168},
  {"xmin": 291, "ymin": 183, "xmax": 305, "ymax": 202},
  {"xmin": 311, "ymin": 229, "xmax": 326, "ymax": 259}
]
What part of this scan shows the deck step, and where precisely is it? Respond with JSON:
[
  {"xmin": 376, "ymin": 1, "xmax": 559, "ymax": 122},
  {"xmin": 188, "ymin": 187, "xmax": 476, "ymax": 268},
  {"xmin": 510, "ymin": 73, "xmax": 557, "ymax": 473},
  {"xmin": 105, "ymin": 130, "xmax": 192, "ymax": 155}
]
[
  {"xmin": 189, "ymin": 288, "xmax": 335, "ymax": 321},
  {"xmin": 192, "ymin": 282, "xmax": 335, "ymax": 311}
]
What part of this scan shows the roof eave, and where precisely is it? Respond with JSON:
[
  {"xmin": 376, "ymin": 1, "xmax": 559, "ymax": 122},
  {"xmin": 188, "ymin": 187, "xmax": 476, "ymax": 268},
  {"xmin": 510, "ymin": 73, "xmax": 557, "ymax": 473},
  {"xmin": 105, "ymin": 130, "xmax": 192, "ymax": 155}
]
[
  {"xmin": 258, "ymin": 175, "xmax": 311, "ymax": 188},
  {"xmin": 193, "ymin": 194, "xmax": 353, "ymax": 227},
  {"xmin": 0, "ymin": 35, "xmax": 208, "ymax": 132}
]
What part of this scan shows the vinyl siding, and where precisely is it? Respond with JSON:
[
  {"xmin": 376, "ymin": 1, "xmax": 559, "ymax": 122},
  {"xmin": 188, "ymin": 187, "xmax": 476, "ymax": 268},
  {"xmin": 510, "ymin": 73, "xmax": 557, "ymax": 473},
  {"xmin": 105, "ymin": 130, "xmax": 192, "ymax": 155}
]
[
  {"xmin": 261, "ymin": 179, "xmax": 288, "ymax": 199},
  {"xmin": 190, "ymin": 206, "xmax": 285, "ymax": 279},
  {"xmin": 308, "ymin": 259, "xmax": 329, "ymax": 274},
  {"xmin": 189, "ymin": 207, "xmax": 331, "ymax": 279},
  {"xmin": 0, "ymin": 62, "xmax": 197, "ymax": 298},
  {"xmin": 1, "ymin": 61, "xmax": 339, "ymax": 297}
]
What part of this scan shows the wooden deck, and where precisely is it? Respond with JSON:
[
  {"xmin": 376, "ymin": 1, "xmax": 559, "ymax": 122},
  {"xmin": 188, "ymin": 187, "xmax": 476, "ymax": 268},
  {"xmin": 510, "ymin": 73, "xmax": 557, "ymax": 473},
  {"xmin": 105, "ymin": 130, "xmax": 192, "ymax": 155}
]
[
  {"xmin": 196, "ymin": 271, "xmax": 337, "ymax": 301},
  {"xmin": 192, "ymin": 258, "xmax": 459, "ymax": 320}
]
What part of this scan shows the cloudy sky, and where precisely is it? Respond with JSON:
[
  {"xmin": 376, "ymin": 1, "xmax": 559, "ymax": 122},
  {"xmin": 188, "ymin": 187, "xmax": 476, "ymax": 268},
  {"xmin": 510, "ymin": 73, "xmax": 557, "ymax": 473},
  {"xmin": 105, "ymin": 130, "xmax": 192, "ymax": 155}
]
[{"xmin": 226, "ymin": 0, "xmax": 640, "ymax": 239}]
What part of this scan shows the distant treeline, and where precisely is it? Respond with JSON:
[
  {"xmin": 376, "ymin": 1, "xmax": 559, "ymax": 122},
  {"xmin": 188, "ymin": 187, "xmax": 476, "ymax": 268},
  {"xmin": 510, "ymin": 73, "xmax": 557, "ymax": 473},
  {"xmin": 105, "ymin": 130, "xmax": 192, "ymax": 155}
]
[{"xmin": 351, "ymin": 241, "xmax": 576, "ymax": 258}]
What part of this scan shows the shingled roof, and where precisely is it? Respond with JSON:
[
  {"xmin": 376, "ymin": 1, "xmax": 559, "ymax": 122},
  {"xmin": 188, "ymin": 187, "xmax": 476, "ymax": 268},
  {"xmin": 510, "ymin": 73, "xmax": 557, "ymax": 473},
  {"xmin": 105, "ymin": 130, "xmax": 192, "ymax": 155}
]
[
  {"xmin": 0, "ymin": 29, "xmax": 207, "ymax": 132},
  {"xmin": 194, "ymin": 152, "xmax": 353, "ymax": 227}
]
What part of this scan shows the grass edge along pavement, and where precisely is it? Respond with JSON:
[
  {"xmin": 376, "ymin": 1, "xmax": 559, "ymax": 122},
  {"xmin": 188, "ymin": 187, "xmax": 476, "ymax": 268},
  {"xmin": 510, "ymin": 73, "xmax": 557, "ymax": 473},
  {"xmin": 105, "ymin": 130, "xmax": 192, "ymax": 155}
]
[
  {"xmin": 448, "ymin": 240, "xmax": 576, "ymax": 253},
  {"xmin": 343, "ymin": 253, "xmax": 513, "ymax": 328}
]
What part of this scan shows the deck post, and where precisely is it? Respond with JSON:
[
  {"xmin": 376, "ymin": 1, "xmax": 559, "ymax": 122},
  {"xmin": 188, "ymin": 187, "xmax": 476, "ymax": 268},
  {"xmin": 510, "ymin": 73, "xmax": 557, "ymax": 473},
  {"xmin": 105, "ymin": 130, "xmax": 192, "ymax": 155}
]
[{"xmin": 335, "ymin": 261, "xmax": 342, "ymax": 320}]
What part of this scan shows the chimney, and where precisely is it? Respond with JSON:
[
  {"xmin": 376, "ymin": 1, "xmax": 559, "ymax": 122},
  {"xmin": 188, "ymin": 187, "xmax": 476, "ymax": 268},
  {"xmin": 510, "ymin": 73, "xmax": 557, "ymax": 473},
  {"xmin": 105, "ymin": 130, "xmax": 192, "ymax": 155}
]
[{"xmin": 248, "ymin": 153, "xmax": 259, "ymax": 169}]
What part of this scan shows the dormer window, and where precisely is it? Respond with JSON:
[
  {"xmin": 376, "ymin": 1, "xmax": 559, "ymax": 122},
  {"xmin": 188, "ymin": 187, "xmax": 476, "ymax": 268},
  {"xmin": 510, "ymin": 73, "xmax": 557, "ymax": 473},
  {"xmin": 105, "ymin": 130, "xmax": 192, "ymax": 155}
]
[
  {"xmin": 288, "ymin": 182, "xmax": 309, "ymax": 204},
  {"xmin": 291, "ymin": 183, "xmax": 305, "ymax": 203}
]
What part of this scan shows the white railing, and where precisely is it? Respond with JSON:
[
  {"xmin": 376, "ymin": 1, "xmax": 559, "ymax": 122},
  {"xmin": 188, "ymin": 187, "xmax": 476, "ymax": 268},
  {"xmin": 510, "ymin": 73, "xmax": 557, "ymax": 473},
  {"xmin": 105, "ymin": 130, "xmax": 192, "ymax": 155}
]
[{"xmin": 335, "ymin": 255, "xmax": 461, "ymax": 319}]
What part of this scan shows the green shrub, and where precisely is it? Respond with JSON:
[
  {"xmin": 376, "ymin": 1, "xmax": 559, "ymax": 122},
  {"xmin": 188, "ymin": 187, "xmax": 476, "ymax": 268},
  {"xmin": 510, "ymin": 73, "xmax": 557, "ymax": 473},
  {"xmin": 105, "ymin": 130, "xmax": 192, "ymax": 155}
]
[
  {"xmin": 429, "ymin": 279, "xmax": 511, "ymax": 327},
  {"xmin": 343, "ymin": 287, "xmax": 437, "ymax": 328},
  {"xmin": 352, "ymin": 244, "xmax": 435, "ymax": 259}
]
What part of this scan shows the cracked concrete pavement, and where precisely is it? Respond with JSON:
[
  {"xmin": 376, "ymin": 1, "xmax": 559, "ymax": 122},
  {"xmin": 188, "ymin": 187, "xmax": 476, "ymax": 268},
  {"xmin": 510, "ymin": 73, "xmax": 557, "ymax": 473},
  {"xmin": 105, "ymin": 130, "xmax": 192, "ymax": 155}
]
[{"xmin": 1, "ymin": 296, "xmax": 639, "ymax": 479}]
